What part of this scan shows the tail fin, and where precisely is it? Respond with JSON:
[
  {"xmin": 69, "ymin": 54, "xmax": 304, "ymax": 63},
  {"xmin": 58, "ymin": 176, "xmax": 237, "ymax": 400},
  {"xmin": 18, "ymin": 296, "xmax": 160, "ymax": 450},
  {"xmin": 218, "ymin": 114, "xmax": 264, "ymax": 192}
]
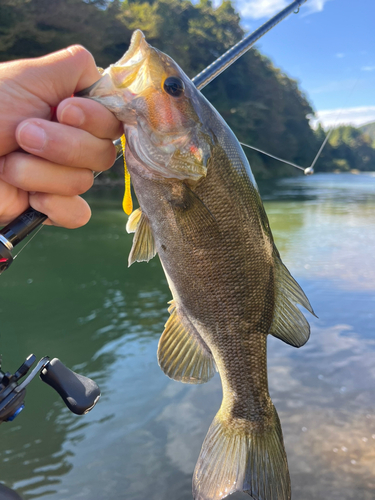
[{"xmin": 193, "ymin": 407, "xmax": 290, "ymax": 500}]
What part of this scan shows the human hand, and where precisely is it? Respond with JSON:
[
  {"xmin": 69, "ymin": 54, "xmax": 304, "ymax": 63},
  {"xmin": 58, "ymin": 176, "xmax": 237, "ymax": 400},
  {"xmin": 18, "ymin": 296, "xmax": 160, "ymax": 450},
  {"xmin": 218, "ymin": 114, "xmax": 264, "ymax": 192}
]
[{"xmin": 0, "ymin": 46, "xmax": 123, "ymax": 228}]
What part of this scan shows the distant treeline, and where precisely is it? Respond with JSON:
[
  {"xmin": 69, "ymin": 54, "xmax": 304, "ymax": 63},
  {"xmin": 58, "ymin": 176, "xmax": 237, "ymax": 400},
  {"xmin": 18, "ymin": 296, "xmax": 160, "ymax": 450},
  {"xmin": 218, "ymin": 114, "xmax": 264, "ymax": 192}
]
[
  {"xmin": 1, "ymin": 0, "xmax": 374, "ymax": 177},
  {"xmin": 314, "ymin": 123, "xmax": 375, "ymax": 173}
]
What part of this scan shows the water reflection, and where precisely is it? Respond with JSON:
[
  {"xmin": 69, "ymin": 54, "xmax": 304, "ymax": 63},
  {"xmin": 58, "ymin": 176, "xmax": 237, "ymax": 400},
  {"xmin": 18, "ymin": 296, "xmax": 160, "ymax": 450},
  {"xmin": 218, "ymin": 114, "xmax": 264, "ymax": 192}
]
[{"xmin": 0, "ymin": 173, "xmax": 375, "ymax": 499}]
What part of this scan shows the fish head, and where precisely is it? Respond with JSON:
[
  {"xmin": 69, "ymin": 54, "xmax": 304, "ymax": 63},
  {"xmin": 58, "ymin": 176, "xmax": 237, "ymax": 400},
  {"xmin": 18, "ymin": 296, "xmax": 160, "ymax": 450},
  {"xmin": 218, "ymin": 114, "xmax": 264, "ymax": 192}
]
[{"xmin": 85, "ymin": 30, "xmax": 213, "ymax": 182}]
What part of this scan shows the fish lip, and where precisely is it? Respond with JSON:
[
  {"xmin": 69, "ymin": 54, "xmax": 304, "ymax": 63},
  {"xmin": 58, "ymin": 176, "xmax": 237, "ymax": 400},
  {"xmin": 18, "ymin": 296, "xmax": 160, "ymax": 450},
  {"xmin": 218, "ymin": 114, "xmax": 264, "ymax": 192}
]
[
  {"xmin": 115, "ymin": 29, "xmax": 146, "ymax": 67},
  {"xmin": 74, "ymin": 78, "xmax": 103, "ymax": 97},
  {"xmin": 74, "ymin": 30, "xmax": 147, "ymax": 98}
]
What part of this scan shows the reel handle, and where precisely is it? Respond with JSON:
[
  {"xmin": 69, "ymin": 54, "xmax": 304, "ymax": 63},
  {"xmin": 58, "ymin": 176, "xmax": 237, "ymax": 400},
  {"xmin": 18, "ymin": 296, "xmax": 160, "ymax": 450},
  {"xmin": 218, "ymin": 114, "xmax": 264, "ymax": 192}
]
[{"xmin": 40, "ymin": 358, "xmax": 100, "ymax": 415}]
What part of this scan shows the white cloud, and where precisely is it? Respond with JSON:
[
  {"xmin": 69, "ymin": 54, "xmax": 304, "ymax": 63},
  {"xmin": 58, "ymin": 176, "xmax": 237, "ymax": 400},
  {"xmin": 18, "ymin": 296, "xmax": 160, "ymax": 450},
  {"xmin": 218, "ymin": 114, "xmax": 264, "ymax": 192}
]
[
  {"xmin": 310, "ymin": 78, "xmax": 359, "ymax": 95},
  {"xmin": 236, "ymin": 0, "xmax": 330, "ymax": 20},
  {"xmin": 309, "ymin": 106, "xmax": 375, "ymax": 129},
  {"xmin": 336, "ymin": 53, "xmax": 345, "ymax": 58},
  {"xmin": 237, "ymin": 0, "xmax": 287, "ymax": 19},
  {"xmin": 305, "ymin": 0, "xmax": 330, "ymax": 13},
  {"xmin": 362, "ymin": 66, "xmax": 375, "ymax": 72}
]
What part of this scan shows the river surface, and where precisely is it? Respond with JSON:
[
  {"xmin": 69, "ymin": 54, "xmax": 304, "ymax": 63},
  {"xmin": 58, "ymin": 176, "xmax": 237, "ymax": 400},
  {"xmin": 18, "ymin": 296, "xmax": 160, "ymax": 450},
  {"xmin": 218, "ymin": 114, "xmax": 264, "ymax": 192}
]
[{"xmin": 1, "ymin": 172, "xmax": 375, "ymax": 500}]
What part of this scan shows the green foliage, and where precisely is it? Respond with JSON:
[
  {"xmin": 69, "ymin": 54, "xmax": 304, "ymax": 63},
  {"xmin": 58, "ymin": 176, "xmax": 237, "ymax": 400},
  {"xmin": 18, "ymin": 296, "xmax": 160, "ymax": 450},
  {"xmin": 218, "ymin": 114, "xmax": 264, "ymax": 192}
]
[
  {"xmin": 360, "ymin": 122, "xmax": 375, "ymax": 146},
  {"xmin": 1, "ymin": 0, "xmax": 373, "ymax": 178},
  {"xmin": 0, "ymin": 0, "xmax": 131, "ymax": 67},
  {"xmin": 314, "ymin": 125, "xmax": 375, "ymax": 172}
]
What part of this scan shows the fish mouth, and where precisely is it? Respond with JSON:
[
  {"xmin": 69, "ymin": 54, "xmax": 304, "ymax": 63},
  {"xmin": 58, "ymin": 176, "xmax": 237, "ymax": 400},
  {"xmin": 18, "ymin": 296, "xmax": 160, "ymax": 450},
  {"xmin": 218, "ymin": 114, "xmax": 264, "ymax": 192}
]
[
  {"xmin": 75, "ymin": 30, "xmax": 149, "ymax": 98},
  {"xmin": 115, "ymin": 29, "xmax": 147, "ymax": 68}
]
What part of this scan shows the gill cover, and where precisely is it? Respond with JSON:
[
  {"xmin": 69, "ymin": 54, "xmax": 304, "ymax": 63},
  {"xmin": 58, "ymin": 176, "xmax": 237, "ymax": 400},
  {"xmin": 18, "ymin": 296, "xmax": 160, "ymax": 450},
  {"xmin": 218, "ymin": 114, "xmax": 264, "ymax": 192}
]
[{"xmin": 85, "ymin": 30, "xmax": 212, "ymax": 183}]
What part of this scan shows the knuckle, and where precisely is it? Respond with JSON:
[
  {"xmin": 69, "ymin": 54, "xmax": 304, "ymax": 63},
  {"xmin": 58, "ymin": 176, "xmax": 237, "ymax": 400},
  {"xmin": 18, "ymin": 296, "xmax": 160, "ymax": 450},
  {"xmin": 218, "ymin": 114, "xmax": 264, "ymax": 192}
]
[
  {"xmin": 65, "ymin": 45, "xmax": 97, "ymax": 79},
  {"xmin": 1, "ymin": 153, "xmax": 25, "ymax": 185},
  {"xmin": 99, "ymin": 143, "xmax": 117, "ymax": 171},
  {"xmin": 29, "ymin": 192, "xmax": 49, "ymax": 214},
  {"xmin": 66, "ymin": 44, "xmax": 93, "ymax": 63},
  {"xmin": 75, "ymin": 169, "xmax": 94, "ymax": 195},
  {"xmin": 65, "ymin": 136, "xmax": 84, "ymax": 167}
]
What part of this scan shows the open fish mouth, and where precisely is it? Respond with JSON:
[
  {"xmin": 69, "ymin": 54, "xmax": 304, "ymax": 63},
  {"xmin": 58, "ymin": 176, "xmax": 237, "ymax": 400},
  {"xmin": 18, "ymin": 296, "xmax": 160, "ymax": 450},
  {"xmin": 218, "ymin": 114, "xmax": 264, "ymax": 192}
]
[
  {"xmin": 76, "ymin": 30, "xmax": 150, "ymax": 99},
  {"xmin": 115, "ymin": 30, "xmax": 147, "ymax": 68}
]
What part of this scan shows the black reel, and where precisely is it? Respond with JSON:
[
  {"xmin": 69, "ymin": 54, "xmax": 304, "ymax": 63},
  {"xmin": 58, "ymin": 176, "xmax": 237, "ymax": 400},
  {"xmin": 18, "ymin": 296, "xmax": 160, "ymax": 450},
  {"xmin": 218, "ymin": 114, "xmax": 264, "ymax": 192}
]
[{"xmin": 0, "ymin": 354, "xmax": 100, "ymax": 424}]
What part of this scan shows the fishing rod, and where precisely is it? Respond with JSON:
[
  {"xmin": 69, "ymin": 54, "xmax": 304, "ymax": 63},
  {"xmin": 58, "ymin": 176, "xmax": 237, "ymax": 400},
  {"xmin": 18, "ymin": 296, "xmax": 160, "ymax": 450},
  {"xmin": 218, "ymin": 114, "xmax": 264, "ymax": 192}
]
[
  {"xmin": 0, "ymin": 0, "xmax": 309, "ymax": 275},
  {"xmin": 192, "ymin": 0, "xmax": 308, "ymax": 90}
]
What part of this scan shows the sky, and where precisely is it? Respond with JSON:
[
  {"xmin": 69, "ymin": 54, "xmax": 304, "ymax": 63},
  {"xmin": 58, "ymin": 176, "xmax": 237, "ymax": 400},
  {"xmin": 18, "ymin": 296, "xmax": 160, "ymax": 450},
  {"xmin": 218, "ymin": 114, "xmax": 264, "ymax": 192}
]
[{"xmin": 229, "ymin": 0, "xmax": 375, "ymax": 129}]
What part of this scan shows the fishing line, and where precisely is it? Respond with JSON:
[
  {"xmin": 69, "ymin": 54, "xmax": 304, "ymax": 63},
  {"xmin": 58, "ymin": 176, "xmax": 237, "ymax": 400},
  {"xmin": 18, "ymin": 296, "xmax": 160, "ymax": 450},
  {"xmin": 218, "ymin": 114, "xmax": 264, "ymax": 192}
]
[
  {"xmin": 12, "ymin": 224, "xmax": 44, "ymax": 260},
  {"xmin": 239, "ymin": 142, "xmax": 306, "ymax": 172},
  {"xmin": 0, "ymin": 0, "xmax": 314, "ymax": 274},
  {"xmin": 241, "ymin": 74, "xmax": 361, "ymax": 175},
  {"xmin": 11, "ymin": 168, "xmax": 108, "ymax": 261}
]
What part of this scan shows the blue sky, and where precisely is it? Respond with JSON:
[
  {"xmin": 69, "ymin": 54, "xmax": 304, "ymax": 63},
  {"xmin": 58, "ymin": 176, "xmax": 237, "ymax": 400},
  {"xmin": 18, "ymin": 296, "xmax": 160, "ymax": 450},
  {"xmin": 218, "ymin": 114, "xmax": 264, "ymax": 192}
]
[{"xmin": 230, "ymin": 0, "xmax": 375, "ymax": 129}]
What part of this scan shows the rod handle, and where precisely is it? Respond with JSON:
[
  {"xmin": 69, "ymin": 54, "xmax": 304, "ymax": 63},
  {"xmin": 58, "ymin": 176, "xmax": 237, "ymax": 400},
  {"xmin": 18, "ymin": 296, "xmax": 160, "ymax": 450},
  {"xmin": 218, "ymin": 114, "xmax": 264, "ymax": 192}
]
[{"xmin": 0, "ymin": 207, "xmax": 47, "ymax": 247}]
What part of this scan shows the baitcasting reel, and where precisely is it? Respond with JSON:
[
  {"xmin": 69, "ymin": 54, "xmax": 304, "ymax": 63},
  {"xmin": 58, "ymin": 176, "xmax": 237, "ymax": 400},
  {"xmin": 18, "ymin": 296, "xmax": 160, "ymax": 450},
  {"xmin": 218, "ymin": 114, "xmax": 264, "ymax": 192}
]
[{"xmin": 0, "ymin": 354, "xmax": 100, "ymax": 424}]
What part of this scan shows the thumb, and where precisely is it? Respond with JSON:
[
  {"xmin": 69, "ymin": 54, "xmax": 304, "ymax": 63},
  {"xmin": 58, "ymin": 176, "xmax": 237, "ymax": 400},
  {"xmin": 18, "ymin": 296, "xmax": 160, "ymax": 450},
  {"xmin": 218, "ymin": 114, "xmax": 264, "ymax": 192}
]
[{"xmin": 12, "ymin": 45, "xmax": 102, "ymax": 107}]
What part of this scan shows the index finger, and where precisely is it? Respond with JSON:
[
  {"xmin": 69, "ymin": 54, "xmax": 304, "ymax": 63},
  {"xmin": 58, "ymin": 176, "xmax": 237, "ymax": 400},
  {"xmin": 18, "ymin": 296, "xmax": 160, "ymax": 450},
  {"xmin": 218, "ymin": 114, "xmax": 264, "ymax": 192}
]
[
  {"xmin": 13, "ymin": 45, "xmax": 103, "ymax": 105},
  {"xmin": 0, "ymin": 45, "xmax": 104, "ymax": 157},
  {"xmin": 57, "ymin": 97, "xmax": 123, "ymax": 141}
]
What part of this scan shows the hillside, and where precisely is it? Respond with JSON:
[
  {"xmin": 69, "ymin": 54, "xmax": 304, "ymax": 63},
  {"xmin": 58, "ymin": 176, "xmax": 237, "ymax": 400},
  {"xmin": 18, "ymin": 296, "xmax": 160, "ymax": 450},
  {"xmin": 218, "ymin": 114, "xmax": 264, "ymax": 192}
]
[
  {"xmin": 360, "ymin": 122, "xmax": 375, "ymax": 144},
  {"xmin": 1, "ymin": 0, "xmax": 374, "ymax": 176},
  {"xmin": 0, "ymin": 0, "xmax": 319, "ymax": 179}
]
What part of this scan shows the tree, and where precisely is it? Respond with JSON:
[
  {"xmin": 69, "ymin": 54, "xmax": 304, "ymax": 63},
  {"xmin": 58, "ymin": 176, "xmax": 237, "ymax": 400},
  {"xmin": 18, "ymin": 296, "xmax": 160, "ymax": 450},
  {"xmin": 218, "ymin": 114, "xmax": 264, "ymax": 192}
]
[{"xmin": 0, "ymin": 0, "xmax": 347, "ymax": 179}]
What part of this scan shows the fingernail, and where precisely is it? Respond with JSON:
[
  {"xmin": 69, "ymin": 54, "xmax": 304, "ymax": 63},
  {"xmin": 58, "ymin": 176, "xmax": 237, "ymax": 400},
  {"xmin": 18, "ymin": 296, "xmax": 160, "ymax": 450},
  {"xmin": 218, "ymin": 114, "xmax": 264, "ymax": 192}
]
[
  {"xmin": 18, "ymin": 122, "xmax": 46, "ymax": 151},
  {"xmin": 60, "ymin": 104, "xmax": 85, "ymax": 127}
]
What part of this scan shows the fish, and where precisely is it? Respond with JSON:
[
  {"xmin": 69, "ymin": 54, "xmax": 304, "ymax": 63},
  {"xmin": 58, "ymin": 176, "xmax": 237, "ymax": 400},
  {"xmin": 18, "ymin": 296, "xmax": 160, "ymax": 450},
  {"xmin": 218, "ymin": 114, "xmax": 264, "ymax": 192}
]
[{"xmin": 82, "ymin": 30, "xmax": 315, "ymax": 500}]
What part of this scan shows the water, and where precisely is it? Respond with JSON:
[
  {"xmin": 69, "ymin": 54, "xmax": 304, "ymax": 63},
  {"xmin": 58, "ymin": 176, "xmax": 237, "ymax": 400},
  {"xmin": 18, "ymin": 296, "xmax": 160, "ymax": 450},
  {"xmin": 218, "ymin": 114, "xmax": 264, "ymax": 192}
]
[{"xmin": 1, "ymin": 172, "xmax": 375, "ymax": 500}]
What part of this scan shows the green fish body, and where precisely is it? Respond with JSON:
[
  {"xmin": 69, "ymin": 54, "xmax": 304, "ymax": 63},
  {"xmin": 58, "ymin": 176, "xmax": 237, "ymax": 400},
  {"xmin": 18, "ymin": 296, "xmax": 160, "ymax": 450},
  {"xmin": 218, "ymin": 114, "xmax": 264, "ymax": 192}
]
[{"xmin": 85, "ymin": 30, "xmax": 314, "ymax": 500}]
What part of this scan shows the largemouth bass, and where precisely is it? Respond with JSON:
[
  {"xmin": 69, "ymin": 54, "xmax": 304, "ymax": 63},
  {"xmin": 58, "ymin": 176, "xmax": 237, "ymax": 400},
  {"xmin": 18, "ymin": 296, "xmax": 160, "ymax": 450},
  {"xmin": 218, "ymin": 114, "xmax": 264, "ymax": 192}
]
[{"xmin": 83, "ymin": 30, "xmax": 315, "ymax": 500}]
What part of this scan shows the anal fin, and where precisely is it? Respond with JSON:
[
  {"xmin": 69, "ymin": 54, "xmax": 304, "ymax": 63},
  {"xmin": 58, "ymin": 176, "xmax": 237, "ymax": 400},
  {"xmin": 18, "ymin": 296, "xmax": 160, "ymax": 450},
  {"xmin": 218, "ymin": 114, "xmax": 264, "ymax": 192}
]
[
  {"xmin": 270, "ymin": 252, "xmax": 316, "ymax": 348},
  {"xmin": 157, "ymin": 301, "xmax": 215, "ymax": 384}
]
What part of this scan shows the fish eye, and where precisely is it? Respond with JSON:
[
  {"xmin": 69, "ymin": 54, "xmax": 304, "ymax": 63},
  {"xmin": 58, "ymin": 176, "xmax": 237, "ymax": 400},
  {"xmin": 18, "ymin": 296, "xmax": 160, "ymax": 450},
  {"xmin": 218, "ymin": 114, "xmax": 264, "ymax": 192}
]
[{"xmin": 163, "ymin": 76, "xmax": 185, "ymax": 97}]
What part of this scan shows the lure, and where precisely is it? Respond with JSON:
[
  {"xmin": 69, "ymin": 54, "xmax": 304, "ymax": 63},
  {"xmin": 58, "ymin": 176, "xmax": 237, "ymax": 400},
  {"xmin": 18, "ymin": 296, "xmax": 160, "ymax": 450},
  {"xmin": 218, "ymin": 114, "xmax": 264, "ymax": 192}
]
[{"xmin": 121, "ymin": 134, "xmax": 133, "ymax": 215}]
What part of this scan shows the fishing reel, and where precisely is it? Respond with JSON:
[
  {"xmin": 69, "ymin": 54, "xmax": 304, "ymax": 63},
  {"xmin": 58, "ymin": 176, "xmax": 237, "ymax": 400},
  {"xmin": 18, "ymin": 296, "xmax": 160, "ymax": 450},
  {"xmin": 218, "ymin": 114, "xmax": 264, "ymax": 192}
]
[{"xmin": 0, "ymin": 354, "xmax": 100, "ymax": 424}]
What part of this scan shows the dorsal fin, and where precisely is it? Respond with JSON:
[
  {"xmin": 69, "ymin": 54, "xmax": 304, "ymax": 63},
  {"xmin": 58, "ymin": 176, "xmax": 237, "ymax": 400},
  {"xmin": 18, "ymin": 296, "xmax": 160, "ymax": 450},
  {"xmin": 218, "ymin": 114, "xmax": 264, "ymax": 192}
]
[
  {"xmin": 157, "ymin": 301, "xmax": 215, "ymax": 384},
  {"xmin": 128, "ymin": 210, "xmax": 157, "ymax": 266},
  {"xmin": 269, "ymin": 252, "xmax": 316, "ymax": 348}
]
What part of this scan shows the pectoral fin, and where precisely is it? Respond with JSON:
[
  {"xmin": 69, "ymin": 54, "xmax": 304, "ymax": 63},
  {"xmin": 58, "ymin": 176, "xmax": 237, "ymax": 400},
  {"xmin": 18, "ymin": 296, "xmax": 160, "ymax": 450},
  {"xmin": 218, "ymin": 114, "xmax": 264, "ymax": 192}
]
[
  {"xmin": 126, "ymin": 208, "xmax": 142, "ymax": 233},
  {"xmin": 157, "ymin": 301, "xmax": 215, "ymax": 384},
  {"xmin": 269, "ymin": 253, "xmax": 316, "ymax": 348},
  {"xmin": 128, "ymin": 210, "xmax": 156, "ymax": 266},
  {"xmin": 170, "ymin": 184, "xmax": 220, "ymax": 242}
]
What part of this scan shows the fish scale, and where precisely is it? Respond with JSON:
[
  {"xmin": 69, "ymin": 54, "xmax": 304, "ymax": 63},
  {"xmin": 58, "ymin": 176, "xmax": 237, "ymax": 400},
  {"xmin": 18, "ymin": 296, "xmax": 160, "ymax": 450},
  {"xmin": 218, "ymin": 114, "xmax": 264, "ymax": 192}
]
[{"xmin": 84, "ymin": 29, "xmax": 314, "ymax": 500}]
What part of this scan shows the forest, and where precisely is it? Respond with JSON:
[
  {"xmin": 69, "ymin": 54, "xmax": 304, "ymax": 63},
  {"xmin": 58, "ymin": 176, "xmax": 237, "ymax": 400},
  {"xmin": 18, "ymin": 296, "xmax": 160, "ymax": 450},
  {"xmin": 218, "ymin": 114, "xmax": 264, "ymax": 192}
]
[{"xmin": 1, "ymin": 0, "xmax": 374, "ymax": 178}]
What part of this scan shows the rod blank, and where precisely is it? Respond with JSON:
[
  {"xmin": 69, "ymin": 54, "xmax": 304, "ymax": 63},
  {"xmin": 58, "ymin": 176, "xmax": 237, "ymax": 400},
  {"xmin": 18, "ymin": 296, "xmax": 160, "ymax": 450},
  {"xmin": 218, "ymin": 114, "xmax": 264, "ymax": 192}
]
[{"xmin": 192, "ymin": 0, "xmax": 308, "ymax": 90}]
